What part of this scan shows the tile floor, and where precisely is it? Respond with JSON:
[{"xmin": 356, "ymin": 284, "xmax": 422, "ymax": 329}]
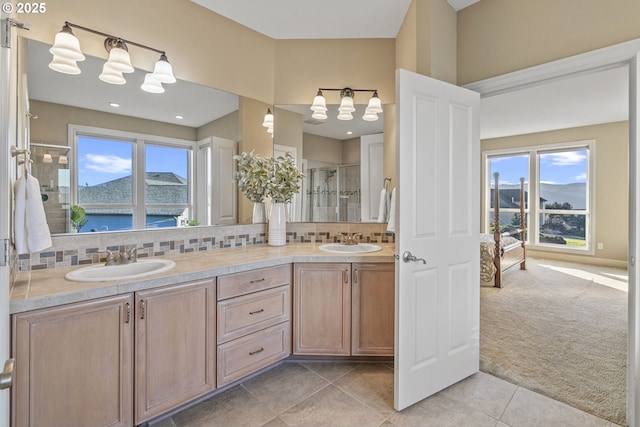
[{"xmin": 148, "ymin": 361, "xmax": 620, "ymax": 427}]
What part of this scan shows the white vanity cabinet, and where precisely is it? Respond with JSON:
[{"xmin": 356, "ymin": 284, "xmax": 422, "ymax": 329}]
[
  {"xmin": 216, "ymin": 264, "xmax": 292, "ymax": 387},
  {"xmin": 12, "ymin": 294, "xmax": 134, "ymax": 427},
  {"xmin": 134, "ymin": 278, "xmax": 216, "ymax": 424}
]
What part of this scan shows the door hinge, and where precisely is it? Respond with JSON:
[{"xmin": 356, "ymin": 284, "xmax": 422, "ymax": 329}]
[
  {"xmin": 1, "ymin": 18, "xmax": 31, "ymax": 49},
  {"xmin": 1, "ymin": 238, "xmax": 8, "ymax": 267}
]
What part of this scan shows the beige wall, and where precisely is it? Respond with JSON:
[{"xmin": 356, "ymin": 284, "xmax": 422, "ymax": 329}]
[
  {"xmin": 342, "ymin": 138, "xmax": 361, "ymax": 165},
  {"xmin": 197, "ymin": 111, "xmax": 240, "ymax": 142},
  {"xmin": 458, "ymin": 0, "xmax": 640, "ymax": 84},
  {"xmin": 482, "ymin": 121, "xmax": 629, "ymax": 267},
  {"xmin": 30, "ymin": 100, "xmax": 197, "ymax": 143},
  {"xmin": 396, "ymin": 0, "xmax": 457, "ymax": 84},
  {"xmin": 302, "ymin": 134, "xmax": 343, "ymax": 165}
]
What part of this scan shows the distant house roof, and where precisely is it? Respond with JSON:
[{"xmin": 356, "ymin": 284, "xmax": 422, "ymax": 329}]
[
  {"xmin": 490, "ymin": 188, "xmax": 546, "ymax": 209},
  {"xmin": 79, "ymin": 172, "xmax": 187, "ymax": 215}
]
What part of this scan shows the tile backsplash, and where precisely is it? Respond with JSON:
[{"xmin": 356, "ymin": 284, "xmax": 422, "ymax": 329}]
[{"xmin": 17, "ymin": 223, "xmax": 394, "ymax": 272}]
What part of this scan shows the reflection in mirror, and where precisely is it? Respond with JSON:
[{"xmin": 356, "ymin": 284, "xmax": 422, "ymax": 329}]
[
  {"xmin": 275, "ymin": 105, "xmax": 385, "ymax": 223},
  {"xmin": 24, "ymin": 38, "xmax": 240, "ymax": 235}
]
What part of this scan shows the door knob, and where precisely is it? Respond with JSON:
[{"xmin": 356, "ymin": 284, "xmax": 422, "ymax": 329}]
[
  {"xmin": 0, "ymin": 358, "xmax": 14, "ymax": 390},
  {"xmin": 402, "ymin": 251, "xmax": 426, "ymax": 264}
]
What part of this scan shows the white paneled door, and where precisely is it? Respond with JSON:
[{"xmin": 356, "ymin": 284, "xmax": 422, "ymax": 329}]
[{"xmin": 394, "ymin": 69, "xmax": 480, "ymax": 410}]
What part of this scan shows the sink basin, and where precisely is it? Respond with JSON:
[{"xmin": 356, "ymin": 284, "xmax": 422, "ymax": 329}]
[
  {"xmin": 319, "ymin": 243, "xmax": 382, "ymax": 254},
  {"xmin": 65, "ymin": 259, "xmax": 176, "ymax": 282}
]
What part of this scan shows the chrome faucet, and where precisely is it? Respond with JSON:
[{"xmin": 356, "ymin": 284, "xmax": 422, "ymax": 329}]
[
  {"xmin": 105, "ymin": 247, "xmax": 139, "ymax": 265},
  {"xmin": 338, "ymin": 233, "xmax": 362, "ymax": 245}
]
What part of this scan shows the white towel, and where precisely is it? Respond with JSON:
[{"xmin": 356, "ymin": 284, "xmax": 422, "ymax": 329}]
[
  {"xmin": 14, "ymin": 175, "xmax": 52, "ymax": 254},
  {"xmin": 377, "ymin": 188, "xmax": 389, "ymax": 223},
  {"xmin": 387, "ymin": 187, "xmax": 396, "ymax": 233}
]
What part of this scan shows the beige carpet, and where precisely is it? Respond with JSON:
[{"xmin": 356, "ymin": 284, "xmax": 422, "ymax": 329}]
[{"xmin": 480, "ymin": 258, "xmax": 628, "ymax": 425}]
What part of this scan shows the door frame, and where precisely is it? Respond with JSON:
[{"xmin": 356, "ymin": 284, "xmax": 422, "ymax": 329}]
[{"xmin": 464, "ymin": 38, "xmax": 640, "ymax": 427}]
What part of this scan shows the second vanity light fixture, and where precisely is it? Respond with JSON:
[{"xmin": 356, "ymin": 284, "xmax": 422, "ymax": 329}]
[
  {"xmin": 49, "ymin": 22, "xmax": 176, "ymax": 94},
  {"xmin": 311, "ymin": 88, "xmax": 383, "ymax": 121}
]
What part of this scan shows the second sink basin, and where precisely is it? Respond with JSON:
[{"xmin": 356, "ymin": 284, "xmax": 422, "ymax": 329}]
[
  {"xmin": 65, "ymin": 259, "xmax": 176, "ymax": 282},
  {"xmin": 319, "ymin": 243, "xmax": 382, "ymax": 254}
]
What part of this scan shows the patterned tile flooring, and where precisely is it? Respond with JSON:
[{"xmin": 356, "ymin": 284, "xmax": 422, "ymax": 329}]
[{"xmin": 148, "ymin": 361, "xmax": 619, "ymax": 427}]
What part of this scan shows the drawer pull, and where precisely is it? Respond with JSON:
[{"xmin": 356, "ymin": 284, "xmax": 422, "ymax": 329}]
[
  {"xmin": 249, "ymin": 347, "xmax": 265, "ymax": 356},
  {"xmin": 249, "ymin": 308, "xmax": 265, "ymax": 315},
  {"xmin": 125, "ymin": 303, "xmax": 131, "ymax": 324},
  {"xmin": 250, "ymin": 278, "xmax": 266, "ymax": 284}
]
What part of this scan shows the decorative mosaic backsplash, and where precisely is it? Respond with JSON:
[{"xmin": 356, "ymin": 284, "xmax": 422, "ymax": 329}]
[{"xmin": 17, "ymin": 223, "xmax": 394, "ymax": 271}]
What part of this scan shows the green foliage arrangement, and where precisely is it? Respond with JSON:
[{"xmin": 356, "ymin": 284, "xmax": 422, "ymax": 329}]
[
  {"xmin": 70, "ymin": 204, "xmax": 88, "ymax": 232},
  {"xmin": 235, "ymin": 151, "xmax": 304, "ymax": 204}
]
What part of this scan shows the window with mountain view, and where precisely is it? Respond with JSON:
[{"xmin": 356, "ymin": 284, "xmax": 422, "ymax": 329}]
[
  {"xmin": 485, "ymin": 140, "xmax": 593, "ymax": 253},
  {"xmin": 74, "ymin": 128, "xmax": 193, "ymax": 232}
]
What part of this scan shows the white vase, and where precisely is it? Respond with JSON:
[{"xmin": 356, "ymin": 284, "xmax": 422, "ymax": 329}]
[
  {"xmin": 268, "ymin": 202, "xmax": 287, "ymax": 246},
  {"xmin": 252, "ymin": 202, "xmax": 267, "ymax": 223}
]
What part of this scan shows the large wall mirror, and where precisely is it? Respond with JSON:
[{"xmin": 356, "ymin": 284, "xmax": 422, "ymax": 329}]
[
  {"xmin": 22, "ymin": 37, "xmax": 240, "ymax": 235},
  {"xmin": 21, "ymin": 37, "xmax": 392, "ymax": 234},
  {"xmin": 274, "ymin": 104, "xmax": 387, "ymax": 223}
]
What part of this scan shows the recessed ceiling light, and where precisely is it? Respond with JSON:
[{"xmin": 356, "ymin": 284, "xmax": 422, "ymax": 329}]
[
  {"xmin": 175, "ymin": 115, "xmax": 184, "ymax": 120},
  {"xmin": 109, "ymin": 102, "xmax": 120, "ymax": 107},
  {"xmin": 346, "ymin": 131, "xmax": 353, "ymax": 135}
]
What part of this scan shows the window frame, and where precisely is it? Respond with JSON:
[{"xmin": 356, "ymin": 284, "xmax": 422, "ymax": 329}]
[
  {"xmin": 483, "ymin": 139, "xmax": 595, "ymax": 255},
  {"xmin": 70, "ymin": 124, "xmax": 196, "ymax": 232}
]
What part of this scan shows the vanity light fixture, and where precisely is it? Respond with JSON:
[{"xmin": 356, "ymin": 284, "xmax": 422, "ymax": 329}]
[
  {"xmin": 262, "ymin": 108, "xmax": 274, "ymax": 136},
  {"xmin": 311, "ymin": 88, "xmax": 383, "ymax": 121},
  {"xmin": 58, "ymin": 155, "xmax": 68, "ymax": 165},
  {"xmin": 49, "ymin": 21, "xmax": 176, "ymax": 93},
  {"xmin": 42, "ymin": 153, "xmax": 53, "ymax": 163}
]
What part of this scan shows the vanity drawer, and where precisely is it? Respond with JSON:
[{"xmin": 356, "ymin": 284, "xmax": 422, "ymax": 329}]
[
  {"xmin": 218, "ymin": 264, "xmax": 291, "ymax": 300},
  {"xmin": 217, "ymin": 285, "xmax": 291, "ymax": 344},
  {"xmin": 217, "ymin": 322, "xmax": 291, "ymax": 387}
]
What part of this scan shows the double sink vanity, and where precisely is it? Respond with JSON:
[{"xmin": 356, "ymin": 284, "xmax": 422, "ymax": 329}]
[{"xmin": 9, "ymin": 242, "xmax": 395, "ymax": 427}]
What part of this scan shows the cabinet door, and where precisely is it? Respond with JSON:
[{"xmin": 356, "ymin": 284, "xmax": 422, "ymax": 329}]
[
  {"xmin": 352, "ymin": 263, "xmax": 395, "ymax": 356},
  {"xmin": 135, "ymin": 279, "xmax": 216, "ymax": 424},
  {"xmin": 12, "ymin": 294, "xmax": 134, "ymax": 427},
  {"xmin": 293, "ymin": 263, "xmax": 351, "ymax": 355}
]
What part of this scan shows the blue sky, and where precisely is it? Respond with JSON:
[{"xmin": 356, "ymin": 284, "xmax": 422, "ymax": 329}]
[
  {"xmin": 78, "ymin": 136, "xmax": 188, "ymax": 186},
  {"xmin": 489, "ymin": 150, "xmax": 587, "ymax": 186}
]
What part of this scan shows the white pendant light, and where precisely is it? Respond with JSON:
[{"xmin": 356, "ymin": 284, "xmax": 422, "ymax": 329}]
[
  {"xmin": 338, "ymin": 91, "xmax": 355, "ymax": 113},
  {"xmin": 366, "ymin": 91, "xmax": 383, "ymax": 114},
  {"xmin": 99, "ymin": 63, "xmax": 126, "ymax": 85},
  {"xmin": 337, "ymin": 111, "xmax": 353, "ymax": 121},
  {"xmin": 362, "ymin": 110, "xmax": 379, "ymax": 121},
  {"xmin": 152, "ymin": 54, "xmax": 176, "ymax": 84},
  {"xmin": 58, "ymin": 155, "xmax": 68, "ymax": 165},
  {"xmin": 312, "ymin": 110, "xmax": 328, "ymax": 120},
  {"xmin": 48, "ymin": 57, "xmax": 82, "ymax": 75},
  {"xmin": 104, "ymin": 39, "xmax": 134, "ymax": 73},
  {"xmin": 141, "ymin": 73, "xmax": 165, "ymax": 93},
  {"xmin": 43, "ymin": 153, "xmax": 53, "ymax": 163},
  {"xmin": 49, "ymin": 23, "xmax": 85, "ymax": 74},
  {"xmin": 262, "ymin": 108, "xmax": 274, "ymax": 128},
  {"xmin": 310, "ymin": 90, "xmax": 327, "ymax": 113}
]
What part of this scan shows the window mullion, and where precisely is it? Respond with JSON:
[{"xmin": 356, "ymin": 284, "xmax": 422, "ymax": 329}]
[{"xmin": 134, "ymin": 139, "xmax": 146, "ymax": 230}]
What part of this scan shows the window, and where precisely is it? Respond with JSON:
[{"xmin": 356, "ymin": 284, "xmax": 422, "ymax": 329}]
[
  {"xmin": 72, "ymin": 125, "xmax": 193, "ymax": 232},
  {"xmin": 485, "ymin": 140, "xmax": 594, "ymax": 254}
]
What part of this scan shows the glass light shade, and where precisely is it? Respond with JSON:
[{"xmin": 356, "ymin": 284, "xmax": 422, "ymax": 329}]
[
  {"xmin": 105, "ymin": 47, "xmax": 134, "ymax": 73},
  {"xmin": 312, "ymin": 110, "xmax": 328, "ymax": 120},
  {"xmin": 262, "ymin": 111, "xmax": 274, "ymax": 128},
  {"xmin": 141, "ymin": 73, "xmax": 165, "ymax": 93},
  {"xmin": 366, "ymin": 94, "xmax": 383, "ymax": 113},
  {"xmin": 337, "ymin": 111, "xmax": 353, "ymax": 121},
  {"xmin": 99, "ymin": 64, "xmax": 126, "ymax": 85},
  {"xmin": 267, "ymin": 126, "xmax": 274, "ymax": 134},
  {"xmin": 338, "ymin": 95, "xmax": 355, "ymax": 113},
  {"xmin": 49, "ymin": 27, "xmax": 85, "ymax": 61},
  {"xmin": 42, "ymin": 154, "xmax": 53, "ymax": 163},
  {"xmin": 58, "ymin": 155, "xmax": 68, "ymax": 165},
  {"xmin": 48, "ymin": 57, "xmax": 82, "ymax": 75},
  {"xmin": 152, "ymin": 55, "xmax": 176, "ymax": 84},
  {"xmin": 310, "ymin": 93, "xmax": 327, "ymax": 112},
  {"xmin": 362, "ymin": 110, "xmax": 379, "ymax": 121}
]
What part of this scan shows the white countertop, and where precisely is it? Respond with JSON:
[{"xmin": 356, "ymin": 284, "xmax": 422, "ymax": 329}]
[{"xmin": 11, "ymin": 243, "xmax": 396, "ymax": 314}]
